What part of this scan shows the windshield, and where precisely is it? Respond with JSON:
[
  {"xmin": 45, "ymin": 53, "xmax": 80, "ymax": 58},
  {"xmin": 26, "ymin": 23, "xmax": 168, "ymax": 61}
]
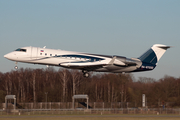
[{"xmin": 15, "ymin": 48, "xmax": 27, "ymax": 52}]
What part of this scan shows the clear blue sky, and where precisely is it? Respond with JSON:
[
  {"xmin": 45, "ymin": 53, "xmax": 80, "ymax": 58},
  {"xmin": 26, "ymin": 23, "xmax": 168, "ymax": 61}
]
[{"xmin": 0, "ymin": 0, "xmax": 180, "ymax": 80}]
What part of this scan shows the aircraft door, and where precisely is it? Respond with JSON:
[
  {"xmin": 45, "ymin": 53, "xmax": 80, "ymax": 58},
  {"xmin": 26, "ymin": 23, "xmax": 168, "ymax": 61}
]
[{"xmin": 31, "ymin": 47, "xmax": 38, "ymax": 59}]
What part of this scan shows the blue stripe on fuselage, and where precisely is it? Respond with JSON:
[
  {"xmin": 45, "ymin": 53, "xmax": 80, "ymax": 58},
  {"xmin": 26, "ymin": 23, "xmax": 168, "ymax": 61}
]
[
  {"xmin": 56, "ymin": 54, "xmax": 105, "ymax": 62},
  {"xmin": 133, "ymin": 62, "xmax": 156, "ymax": 72}
]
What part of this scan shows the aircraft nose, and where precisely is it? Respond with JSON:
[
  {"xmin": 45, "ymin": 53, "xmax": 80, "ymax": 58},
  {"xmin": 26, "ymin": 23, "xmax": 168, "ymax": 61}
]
[
  {"xmin": 4, "ymin": 53, "xmax": 12, "ymax": 59},
  {"xmin": 4, "ymin": 52, "xmax": 17, "ymax": 61},
  {"xmin": 4, "ymin": 54, "xmax": 9, "ymax": 59}
]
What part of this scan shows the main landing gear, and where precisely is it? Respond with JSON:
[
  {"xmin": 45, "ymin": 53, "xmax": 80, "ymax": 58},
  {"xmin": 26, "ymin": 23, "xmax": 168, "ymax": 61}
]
[{"xmin": 82, "ymin": 70, "xmax": 89, "ymax": 78}]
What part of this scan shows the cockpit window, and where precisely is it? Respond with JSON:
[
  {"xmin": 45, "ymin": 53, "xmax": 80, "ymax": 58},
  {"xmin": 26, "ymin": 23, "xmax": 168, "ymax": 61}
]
[{"xmin": 15, "ymin": 48, "xmax": 27, "ymax": 52}]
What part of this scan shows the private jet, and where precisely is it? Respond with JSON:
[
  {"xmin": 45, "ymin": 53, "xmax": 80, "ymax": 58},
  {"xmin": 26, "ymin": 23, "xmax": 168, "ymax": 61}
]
[{"xmin": 4, "ymin": 44, "xmax": 170, "ymax": 77}]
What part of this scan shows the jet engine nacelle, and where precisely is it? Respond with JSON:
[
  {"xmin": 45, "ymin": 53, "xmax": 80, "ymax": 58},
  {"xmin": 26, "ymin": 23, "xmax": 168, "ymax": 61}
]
[{"xmin": 113, "ymin": 56, "xmax": 142, "ymax": 67}]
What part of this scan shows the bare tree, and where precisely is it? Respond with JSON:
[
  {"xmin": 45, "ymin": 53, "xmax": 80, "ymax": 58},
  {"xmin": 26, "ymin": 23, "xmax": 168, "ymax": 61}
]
[
  {"xmin": 58, "ymin": 69, "xmax": 70, "ymax": 102},
  {"xmin": 71, "ymin": 70, "xmax": 82, "ymax": 95},
  {"xmin": 3, "ymin": 73, "xmax": 9, "ymax": 95},
  {"xmin": 32, "ymin": 70, "xmax": 36, "ymax": 103}
]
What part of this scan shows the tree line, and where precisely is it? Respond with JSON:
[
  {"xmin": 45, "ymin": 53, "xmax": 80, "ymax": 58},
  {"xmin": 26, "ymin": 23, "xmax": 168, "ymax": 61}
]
[{"xmin": 0, "ymin": 67, "xmax": 180, "ymax": 107}]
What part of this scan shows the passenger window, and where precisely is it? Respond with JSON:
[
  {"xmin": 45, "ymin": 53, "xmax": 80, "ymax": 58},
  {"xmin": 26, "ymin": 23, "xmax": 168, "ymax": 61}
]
[
  {"xmin": 45, "ymin": 53, "xmax": 47, "ymax": 56},
  {"xmin": 50, "ymin": 54, "xmax": 52, "ymax": 56},
  {"xmin": 55, "ymin": 54, "xmax": 57, "ymax": 57},
  {"xmin": 40, "ymin": 53, "xmax": 42, "ymax": 55}
]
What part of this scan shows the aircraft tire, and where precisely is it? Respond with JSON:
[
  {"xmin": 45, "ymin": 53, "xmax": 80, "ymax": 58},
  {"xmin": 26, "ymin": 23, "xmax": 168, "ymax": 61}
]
[
  {"xmin": 83, "ymin": 72, "xmax": 89, "ymax": 78},
  {"xmin": 14, "ymin": 66, "xmax": 18, "ymax": 69}
]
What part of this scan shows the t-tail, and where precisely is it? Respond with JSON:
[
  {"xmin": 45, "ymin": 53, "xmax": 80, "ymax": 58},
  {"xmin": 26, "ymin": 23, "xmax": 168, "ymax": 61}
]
[{"xmin": 135, "ymin": 44, "xmax": 171, "ymax": 72}]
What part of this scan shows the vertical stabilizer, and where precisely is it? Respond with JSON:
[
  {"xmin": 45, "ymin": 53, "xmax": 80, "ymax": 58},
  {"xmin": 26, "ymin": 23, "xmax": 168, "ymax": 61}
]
[{"xmin": 138, "ymin": 44, "xmax": 171, "ymax": 65}]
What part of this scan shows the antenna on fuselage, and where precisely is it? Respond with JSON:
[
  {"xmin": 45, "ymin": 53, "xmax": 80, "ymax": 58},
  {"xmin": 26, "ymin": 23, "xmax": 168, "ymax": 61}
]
[{"xmin": 43, "ymin": 46, "xmax": 46, "ymax": 48}]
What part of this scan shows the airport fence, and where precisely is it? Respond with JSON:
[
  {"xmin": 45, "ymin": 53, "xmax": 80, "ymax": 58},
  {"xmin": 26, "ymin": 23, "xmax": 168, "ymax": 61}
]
[
  {"xmin": 1, "ymin": 102, "xmax": 174, "ymax": 109},
  {"xmin": 0, "ymin": 102, "xmax": 132, "ymax": 109}
]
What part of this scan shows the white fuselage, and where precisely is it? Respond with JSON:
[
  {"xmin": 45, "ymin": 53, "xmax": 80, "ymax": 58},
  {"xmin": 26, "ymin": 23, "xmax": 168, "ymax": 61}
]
[{"xmin": 4, "ymin": 46, "xmax": 141, "ymax": 73}]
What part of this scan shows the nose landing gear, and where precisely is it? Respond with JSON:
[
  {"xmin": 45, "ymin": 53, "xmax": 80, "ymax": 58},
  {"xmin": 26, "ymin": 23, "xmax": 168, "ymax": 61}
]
[
  {"xmin": 14, "ymin": 62, "xmax": 18, "ymax": 70},
  {"xmin": 14, "ymin": 66, "xmax": 18, "ymax": 69}
]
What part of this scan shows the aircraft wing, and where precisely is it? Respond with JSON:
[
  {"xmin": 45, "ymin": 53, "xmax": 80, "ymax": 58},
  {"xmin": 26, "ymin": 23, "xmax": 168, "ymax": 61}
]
[{"xmin": 59, "ymin": 62, "xmax": 106, "ymax": 71}]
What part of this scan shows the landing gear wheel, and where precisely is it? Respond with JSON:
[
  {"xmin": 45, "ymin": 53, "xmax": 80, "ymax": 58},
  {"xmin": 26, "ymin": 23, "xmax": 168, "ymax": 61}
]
[
  {"xmin": 82, "ymin": 70, "xmax": 89, "ymax": 78},
  {"xmin": 83, "ymin": 72, "xmax": 89, "ymax": 78},
  {"xmin": 14, "ymin": 66, "xmax": 18, "ymax": 69}
]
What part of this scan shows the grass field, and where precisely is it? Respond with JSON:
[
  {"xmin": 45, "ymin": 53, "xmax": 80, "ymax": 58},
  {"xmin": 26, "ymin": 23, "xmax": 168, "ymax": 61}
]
[
  {"xmin": 1, "ymin": 110, "xmax": 180, "ymax": 120},
  {"xmin": 0, "ymin": 115, "xmax": 180, "ymax": 120}
]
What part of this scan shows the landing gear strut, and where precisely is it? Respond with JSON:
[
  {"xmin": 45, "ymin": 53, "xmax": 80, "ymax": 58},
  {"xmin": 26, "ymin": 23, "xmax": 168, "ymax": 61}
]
[
  {"xmin": 14, "ymin": 62, "xmax": 18, "ymax": 70},
  {"xmin": 82, "ymin": 70, "xmax": 89, "ymax": 78}
]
